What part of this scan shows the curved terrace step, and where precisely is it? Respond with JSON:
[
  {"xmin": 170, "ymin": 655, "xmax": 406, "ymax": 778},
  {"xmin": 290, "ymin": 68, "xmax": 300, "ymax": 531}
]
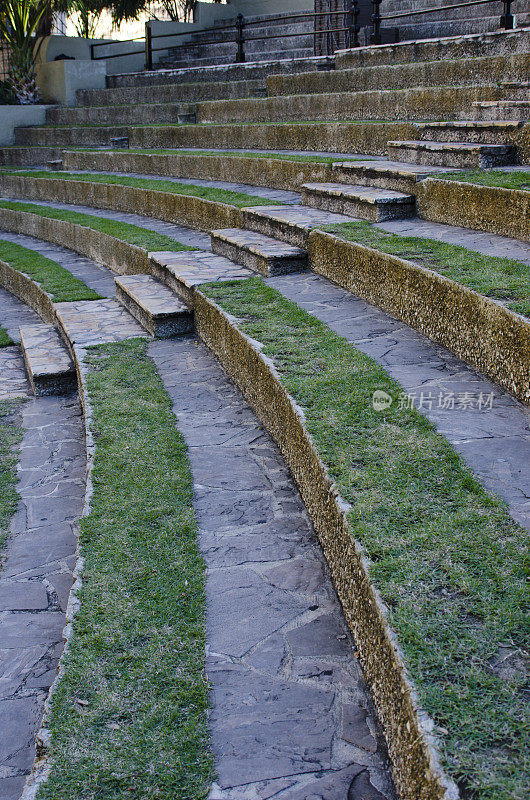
[
  {"xmin": 386, "ymin": 140, "xmax": 517, "ymax": 168},
  {"xmin": 301, "ymin": 183, "xmax": 416, "ymax": 221}
]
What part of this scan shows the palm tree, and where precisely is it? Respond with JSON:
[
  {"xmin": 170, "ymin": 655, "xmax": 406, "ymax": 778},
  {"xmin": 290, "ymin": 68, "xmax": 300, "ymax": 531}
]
[{"xmin": 0, "ymin": 0, "xmax": 51, "ymax": 103}]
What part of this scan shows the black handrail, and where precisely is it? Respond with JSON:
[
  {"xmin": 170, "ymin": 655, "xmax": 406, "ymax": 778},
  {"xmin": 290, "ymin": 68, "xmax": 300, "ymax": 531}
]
[{"xmin": 371, "ymin": 0, "xmax": 514, "ymax": 44}]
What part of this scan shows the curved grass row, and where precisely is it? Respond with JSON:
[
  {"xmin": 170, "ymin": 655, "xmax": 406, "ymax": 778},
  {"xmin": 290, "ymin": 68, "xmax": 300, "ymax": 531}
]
[
  {"xmin": 0, "ymin": 239, "xmax": 101, "ymax": 303},
  {"xmin": 201, "ymin": 276, "xmax": 528, "ymax": 800}
]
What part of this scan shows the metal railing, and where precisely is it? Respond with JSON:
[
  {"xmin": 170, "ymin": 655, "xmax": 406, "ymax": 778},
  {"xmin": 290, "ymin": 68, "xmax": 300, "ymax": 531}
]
[
  {"xmin": 90, "ymin": 4, "xmax": 362, "ymax": 69},
  {"xmin": 0, "ymin": 39, "xmax": 11, "ymax": 82},
  {"xmin": 371, "ymin": 0, "xmax": 514, "ymax": 44}
]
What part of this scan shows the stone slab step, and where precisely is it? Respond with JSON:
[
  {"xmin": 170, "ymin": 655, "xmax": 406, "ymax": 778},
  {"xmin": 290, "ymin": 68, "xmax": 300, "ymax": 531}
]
[
  {"xmin": 471, "ymin": 101, "xmax": 530, "ymax": 122},
  {"xmin": 240, "ymin": 205, "xmax": 352, "ymax": 248},
  {"xmin": 301, "ymin": 183, "xmax": 416, "ymax": 222},
  {"xmin": 387, "ymin": 139, "xmax": 517, "ymax": 168},
  {"xmin": 54, "ymin": 299, "xmax": 146, "ymax": 349},
  {"xmin": 19, "ymin": 324, "xmax": 76, "ymax": 396},
  {"xmin": 331, "ymin": 160, "xmax": 452, "ymax": 194},
  {"xmin": 150, "ymin": 250, "xmax": 253, "ymax": 307},
  {"xmin": 501, "ymin": 81, "xmax": 530, "ymax": 101},
  {"xmin": 115, "ymin": 274, "xmax": 194, "ymax": 338},
  {"xmin": 416, "ymin": 120, "xmax": 525, "ymax": 144},
  {"xmin": 210, "ymin": 228, "xmax": 308, "ymax": 276}
]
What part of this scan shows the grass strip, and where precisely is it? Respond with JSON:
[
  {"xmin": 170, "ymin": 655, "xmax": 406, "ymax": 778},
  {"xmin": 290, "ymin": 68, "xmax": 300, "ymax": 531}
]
[
  {"xmin": 201, "ymin": 276, "xmax": 528, "ymax": 800},
  {"xmin": 0, "ymin": 170, "xmax": 281, "ymax": 208},
  {"xmin": 323, "ymin": 220, "xmax": 530, "ymax": 318},
  {"xmin": 0, "ymin": 200, "xmax": 194, "ymax": 253},
  {"xmin": 0, "ymin": 326, "xmax": 13, "ymax": 347},
  {"xmin": 437, "ymin": 170, "xmax": 530, "ymax": 191},
  {"xmin": 39, "ymin": 338, "xmax": 213, "ymax": 800},
  {"xmin": 67, "ymin": 148, "xmax": 365, "ymax": 165},
  {"xmin": 0, "ymin": 400, "xmax": 23, "ymax": 555},
  {"xmin": 0, "ymin": 240, "xmax": 101, "ymax": 303}
]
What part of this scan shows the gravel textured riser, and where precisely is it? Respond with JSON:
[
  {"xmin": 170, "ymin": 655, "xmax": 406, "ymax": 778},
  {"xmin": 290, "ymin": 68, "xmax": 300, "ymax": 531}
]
[
  {"xmin": 0, "ymin": 148, "xmax": 62, "ymax": 167},
  {"xmin": 386, "ymin": 144, "xmax": 517, "ymax": 169},
  {"xmin": 267, "ymin": 53, "xmax": 530, "ymax": 96},
  {"xmin": 114, "ymin": 284, "xmax": 193, "ymax": 337},
  {"xmin": 46, "ymin": 103, "xmax": 197, "ymax": 127},
  {"xmin": 105, "ymin": 57, "xmax": 334, "ymax": 89},
  {"xmin": 197, "ymin": 85, "xmax": 506, "ymax": 124},
  {"xmin": 210, "ymin": 238, "xmax": 308, "ymax": 277},
  {"xmin": 77, "ymin": 79, "xmax": 266, "ymax": 107},
  {"xmin": 470, "ymin": 103, "xmax": 530, "ymax": 122},
  {"xmin": 416, "ymin": 123, "xmax": 526, "ymax": 144},
  {"xmin": 335, "ymin": 28, "xmax": 530, "ymax": 68}
]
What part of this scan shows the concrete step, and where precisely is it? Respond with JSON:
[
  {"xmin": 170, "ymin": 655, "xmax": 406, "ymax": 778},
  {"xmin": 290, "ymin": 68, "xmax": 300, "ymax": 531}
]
[
  {"xmin": 301, "ymin": 182, "xmax": 416, "ymax": 221},
  {"xmin": 46, "ymin": 102, "xmax": 197, "ymax": 126},
  {"xmin": 149, "ymin": 249, "xmax": 253, "ymax": 307},
  {"xmin": 0, "ymin": 146, "xmax": 61, "ymax": 167},
  {"xmin": 387, "ymin": 139, "xmax": 517, "ymax": 168},
  {"xmin": 115, "ymin": 274, "xmax": 194, "ymax": 337},
  {"xmin": 76, "ymin": 78, "xmax": 267, "ymax": 107},
  {"xmin": 19, "ymin": 323, "xmax": 75, "ymax": 396},
  {"xmin": 335, "ymin": 28, "xmax": 530, "ymax": 69},
  {"xmin": 501, "ymin": 81, "xmax": 530, "ymax": 101},
  {"xmin": 267, "ymin": 53, "xmax": 530, "ymax": 96},
  {"xmin": 471, "ymin": 101, "xmax": 530, "ymax": 122},
  {"xmin": 210, "ymin": 228, "xmax": 308, "ymax": 276},
  {"xmin": 331, "ymin": 160, "xmax": 451, "ymax": 194},
  {"xmin": 105, "ymin": 57, "xmax": 335, "ymax": 89},
  {"xmin": 162, "ymin": 47, "xmax": 314, "ymax": 69},
  {"xmin": 416, "ymin": 120, "xmax": 525, "ymax": 144}
]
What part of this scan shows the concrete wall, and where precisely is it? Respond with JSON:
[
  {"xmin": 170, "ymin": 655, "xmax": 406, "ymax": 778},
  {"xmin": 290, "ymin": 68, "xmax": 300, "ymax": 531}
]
[
  {"xmin": 35, "ymin": 34, "xmax": 147, "ymax": 75},
  {"xmin": 0, "ymin": 105, "xmax": 53, "ymax": 146},
  {"xmin": 36, "ymin": 59, "xmax": 106, "ymax": 105}
]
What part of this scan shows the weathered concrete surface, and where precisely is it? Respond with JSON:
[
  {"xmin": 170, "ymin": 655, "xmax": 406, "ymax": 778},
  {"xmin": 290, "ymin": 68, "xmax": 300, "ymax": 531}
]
[
  {"xmin": 150, "ymin": 336, "xmax": 395, "ymax": 800},
  {"xmin": 0, "ymin": 394, "xmax": 85, "ymax": 800}
]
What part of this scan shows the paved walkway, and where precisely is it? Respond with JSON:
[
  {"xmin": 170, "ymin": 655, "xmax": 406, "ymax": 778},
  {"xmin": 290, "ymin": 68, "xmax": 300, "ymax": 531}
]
[
  {"xmin": 266, "ymin": 272, "xmax": 530, "ymax": 531},
  {"xmin": 150, "ymin": 337, "xmax": 394, "ymax": 800},
  {"xmin": 0, "ymin": 391, "xmax": 85, "ymax": 800}
]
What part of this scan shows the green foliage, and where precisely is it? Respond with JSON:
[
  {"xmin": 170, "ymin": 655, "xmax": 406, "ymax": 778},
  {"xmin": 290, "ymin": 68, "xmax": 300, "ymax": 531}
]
[
  {"xmin": 0, "ymin": 80, "xmax": 16, "ymax": 104},
  {"xmin": 0, "ymin": 0, "xmax": 51, "ymax": 103}
]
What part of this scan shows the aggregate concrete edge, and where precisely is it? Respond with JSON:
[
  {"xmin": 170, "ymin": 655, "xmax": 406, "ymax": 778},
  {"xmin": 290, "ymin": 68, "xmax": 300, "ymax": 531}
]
[
  {"xmin": 18, "ymin": 345, "xmax": 94, "ymax": 799},
  {"xmin": 192, "ymin": 289, "xmax": 460, "ymax": 800},
  {"xmin": 308, "ymin": 231, "xmax": 530, "ymax": 405},
  {"xmin": 418, "ymin": 178, "xmax": 530, "ymax": 242}
]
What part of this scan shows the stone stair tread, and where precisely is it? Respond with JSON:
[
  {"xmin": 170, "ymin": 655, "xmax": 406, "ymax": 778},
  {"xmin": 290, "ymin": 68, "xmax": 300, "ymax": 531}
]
[
  {"xmin": 210, "ymin": 228, "xmax": 307, "ymax": 258},
  {"xmin": 244, "ymin": 205, "xmax": 352, "ymax": 230},
  {"xmin": 54, "ymin": 299, "xmax": 146, "ymax": 348},
  {"xmin": 19, "ymin": 323, "xmax": 75, "ymax": 396},
  {"xmin": 150, "ymin": 250, "xmax": 252, "ymax": 286},
  {"xmin": 115, "ymin": 274, "xmax": 189, "ymax": 317},
  {"xmin": 332, "ymin": 160, "xmax": 453, "ymax": 179},
  {"xmin": 416, "ymin": 120, "xmax": 524, "ymax": 131},
  {"xmin": 302, "ymin": 183, "xmax": 415, "ymax": 204},
  {"xmin": 388, "ymin": 139, "xmax": 514, "ymax": 153}
]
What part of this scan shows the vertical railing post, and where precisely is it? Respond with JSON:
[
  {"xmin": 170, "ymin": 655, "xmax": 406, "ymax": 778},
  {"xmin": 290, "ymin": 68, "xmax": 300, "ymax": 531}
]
[
  {"xmin": 235, "ymin": 14, "xmax": 245, "ymax": 63},
  {"xmin": 145, "ymin": 21, "xmax": 153, "ymax": 70},
  {"xmin": 501, "ymin": 0, "xmax": 514, "ymax": 29},
  {"xmin": 371, "ymin": 0, "xmax": 382, "ymax": 45},
  {"xmin": 90, "ymin": 42, "xmax": 95, "ymax": 60},
  {"xmin": 352, "ymin": 0, "xmax": 360, "ymax": 47},
  {"xmin": 345, "ymin": 0, "xmax": 360, "ymax": 48}
]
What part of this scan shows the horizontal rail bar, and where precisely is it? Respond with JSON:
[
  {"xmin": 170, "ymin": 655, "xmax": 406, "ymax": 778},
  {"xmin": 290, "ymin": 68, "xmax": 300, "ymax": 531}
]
[
  {"xmin": 91, "ymin": 35, "xmax": 144, "ymax": 51},
  {"xmin": 92, "ymin": 47, "xmax": 145, "ymax": 60},
  {"xmin": 247, "ymin": 27, "xmax": 350, "ymax": 43}
]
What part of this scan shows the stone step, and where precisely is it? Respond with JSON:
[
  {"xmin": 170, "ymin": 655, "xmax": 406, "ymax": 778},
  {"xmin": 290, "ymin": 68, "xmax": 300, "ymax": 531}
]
[
  {"xmin": 334, "ymin": 28, "xmax": 530, "ymax": 70},
  {"xmin": 114, "ymin": 274, "xmax": 194, "ymax": 337},
  {"xmin": 267, "ymin": 53, "xmax": 530, "ymax": 97},
  {"xmin": 46, "ymin": 102, "xmax": 197, "ymax": 127},
  {"xmin": 387, "ymin": 139, "xmax": 517, "ymax": 168},
  {"xmin": 162, "ymin": 47, "xmax": 314, "ymax": 69},
  {"xmin": 240, "ymin": 205, "xmax": 357, "ymax": 248},
  {"xmin": 471, "ymin": 101, "xmax": 530, "ymax": 122},
  {"xmin": 331, "ymin": 160, "xmax": 451, "ymax": 194},
  {"xmin": 105, "ymin": 57, "xmax": 335, "ymax": 90},
  {"xmin": 301, "ymin": 183, "xmax": 416, "ymax": 221},
  {"xmin": 54, "ymin": 298, "xmax": 146, "ymax": 348},
  {"xmin": 76, "ymin": 78, "xmax": 267, "ymax": 107},
  {"xmin": 501, "ymin": 81, "xmax": 530, "ymax": 101},
  {"xmin": 210, "ymin": 228, "xmax": 308, "ymax": 276},
  {"xmin": 416, "ymin": 120, "xmax": 525, "ymax": 144},
  {"xmin": 149, "ymin": 250, "xmax": 253, "ymax": 307},
  {"xmin": 19, "ymin": 323, "xmax": 76, "ymax": 396}
]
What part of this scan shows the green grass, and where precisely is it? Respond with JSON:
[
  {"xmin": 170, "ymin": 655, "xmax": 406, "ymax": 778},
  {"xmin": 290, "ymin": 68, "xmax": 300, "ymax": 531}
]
[
  {"xmin": 0, "ymin": 400, "xmax": 24, "ymax": 555},
  {"xmin": 437, "ymin": 170, "xmax": 530, "ymax": 191},
  {"xmin": 0, "ymin": 240, "xmax": 101, "ymax": 303},
  {"xmin": 39, "ymin": 338, "xmax": 213, "ymax": 800},
  {"xmin": 200, "ymin": 277, "xmax": 528, "ymax": 800},
  {"xmin": 0, "ymin": 200, "xmax": 194, "ymax": 253},
  {"xmin": 0, "ymin": 169, "xmax": 281, "ymax": 208},
  {"xmin": 68, "ymin": 148, "xmax": 365, "ymax": 165},
  {"xmin": 324, "ymin": 220, "xmax": 530, "ymax": 318},
  {"xmin": 0, "ymin": 326, "xmax": 13, "ymax": 347}
]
